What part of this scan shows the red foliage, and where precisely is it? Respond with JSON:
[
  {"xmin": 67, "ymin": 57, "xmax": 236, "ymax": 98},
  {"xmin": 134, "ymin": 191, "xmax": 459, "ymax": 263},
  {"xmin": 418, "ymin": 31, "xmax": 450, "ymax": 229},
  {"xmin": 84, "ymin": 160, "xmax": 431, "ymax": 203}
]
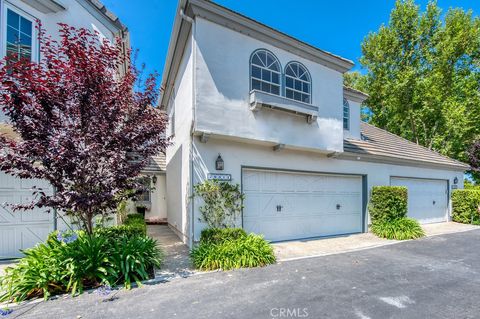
[
  {"xmin": 0, "ymin": 24, "xmax": 169, "ymax": 232},
  {"xmin": 468, "ymin": 140, "xmax": 480, "ymax": 173}
]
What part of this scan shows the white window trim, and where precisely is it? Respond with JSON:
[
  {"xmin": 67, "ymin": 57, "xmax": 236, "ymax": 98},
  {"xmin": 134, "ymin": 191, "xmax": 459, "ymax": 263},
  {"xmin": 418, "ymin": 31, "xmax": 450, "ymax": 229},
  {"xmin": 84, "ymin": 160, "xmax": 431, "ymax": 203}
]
[
  {"xmin": 284, "ymin": 62, "xmax": 312, "ymax": 104},
  {"xmin": 1, "ymin": 2, "xmax": 39, "ymax": 62},
  {"xmin": 250, "ymin": 49, "xmax": 281, "ymax": 95},
  {"xmin": 343, "ymin": 98, "xmax": 350, "ymax": 130}
]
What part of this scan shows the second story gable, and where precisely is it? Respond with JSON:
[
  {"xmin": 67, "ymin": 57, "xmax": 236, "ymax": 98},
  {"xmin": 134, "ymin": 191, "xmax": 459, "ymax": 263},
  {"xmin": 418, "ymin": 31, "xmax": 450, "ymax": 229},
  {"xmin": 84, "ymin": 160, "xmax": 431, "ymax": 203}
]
[{"xmin": 161, "ymin": 0, "xmax": 367, "ymax": 153}]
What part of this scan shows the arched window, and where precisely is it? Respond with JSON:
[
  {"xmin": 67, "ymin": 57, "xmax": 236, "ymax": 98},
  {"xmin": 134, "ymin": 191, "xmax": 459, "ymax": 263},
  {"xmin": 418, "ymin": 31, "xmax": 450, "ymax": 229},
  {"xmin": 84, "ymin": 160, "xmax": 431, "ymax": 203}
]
[
  {"xmin": 250, "ymin": 49, "xmax": 281, "ymax": 95},
  {"xmin": 285, "ymin": 62, "xmax": 311, "ymax": 103},
  {"xmin": 343, "ymin": 98, "xmax": 350, "ymax": 130}
]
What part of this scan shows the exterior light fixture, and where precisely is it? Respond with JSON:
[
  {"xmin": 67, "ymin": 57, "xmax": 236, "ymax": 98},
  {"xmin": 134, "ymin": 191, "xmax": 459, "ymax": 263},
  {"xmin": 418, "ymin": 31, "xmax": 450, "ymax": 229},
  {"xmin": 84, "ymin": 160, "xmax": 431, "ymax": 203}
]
[
  {"xmin": 453, "ymin": 177, "xmax": 458, "ymax": 185},
  {"xmin": 215, "ymin": 154, "xmax": 224, "ymax": 171},
  {"xmin": 152, "ymin": 175, "xmax": 157, "ymax": 184}
]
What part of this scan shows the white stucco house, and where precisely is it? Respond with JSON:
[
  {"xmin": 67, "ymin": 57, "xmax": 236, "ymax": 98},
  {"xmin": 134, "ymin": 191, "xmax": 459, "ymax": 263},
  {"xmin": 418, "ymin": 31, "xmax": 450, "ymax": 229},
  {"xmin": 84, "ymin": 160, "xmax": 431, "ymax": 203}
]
[
  {"xmin": 0, "ymin": 0, "xmax": 165, "ymax": 260},
  {"xmin": 161, "ymin": 0, "xmax": 469, "ymax": 247}
]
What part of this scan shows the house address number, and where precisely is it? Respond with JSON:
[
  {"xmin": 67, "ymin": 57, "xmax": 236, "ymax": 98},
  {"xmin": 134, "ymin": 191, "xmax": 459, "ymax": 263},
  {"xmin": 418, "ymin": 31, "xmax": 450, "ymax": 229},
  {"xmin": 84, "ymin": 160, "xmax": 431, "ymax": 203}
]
[{"xmin": 207, "ymin": 173, "xmax": 232, "ymax": 181}]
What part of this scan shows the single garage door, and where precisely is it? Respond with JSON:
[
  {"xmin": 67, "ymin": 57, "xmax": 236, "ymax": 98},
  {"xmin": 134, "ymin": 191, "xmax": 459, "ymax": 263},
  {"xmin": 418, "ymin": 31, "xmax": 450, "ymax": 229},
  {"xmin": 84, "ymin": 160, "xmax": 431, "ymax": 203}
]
[
  {"xmin": 0, "ymin": 173, "xmax": 54, "ymax": 259},
  {"xmin": 242, "ymin": 169, "xmax": 363, "ymax": 241},
  {"xmin": 391, "ymin": 177, "xmax": 448, "ymax": 224}
]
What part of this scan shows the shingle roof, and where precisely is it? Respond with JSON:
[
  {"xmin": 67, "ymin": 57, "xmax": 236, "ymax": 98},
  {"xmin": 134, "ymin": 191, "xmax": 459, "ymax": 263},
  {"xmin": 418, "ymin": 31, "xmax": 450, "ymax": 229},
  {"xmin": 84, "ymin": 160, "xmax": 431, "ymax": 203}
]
[
  {"xmin": 343, "ymin": 122, "xmax": 469, "ymax": 170},
  {"xmin": 86, "ymin": 0, "xmax": 127, "ymax": 31},
  {"xmin": 141, "ymin": 154, "xmax": 166, "ymax": 173}
]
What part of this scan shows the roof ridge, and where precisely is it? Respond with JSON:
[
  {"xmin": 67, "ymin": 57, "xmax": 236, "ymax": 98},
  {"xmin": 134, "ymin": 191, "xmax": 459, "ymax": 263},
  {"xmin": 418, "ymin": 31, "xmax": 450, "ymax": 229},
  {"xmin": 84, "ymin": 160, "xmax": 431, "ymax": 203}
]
[{"xmin": 360, "ymin": 122, "xmax": 468, "ymax": 167}]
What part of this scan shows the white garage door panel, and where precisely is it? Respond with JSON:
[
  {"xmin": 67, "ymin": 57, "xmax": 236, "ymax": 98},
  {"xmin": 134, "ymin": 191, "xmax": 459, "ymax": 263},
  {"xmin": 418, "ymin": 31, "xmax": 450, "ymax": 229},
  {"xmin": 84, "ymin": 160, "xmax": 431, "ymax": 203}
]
[
  {"xmin": 0, "ymin": 172, "xmax": 53, "ymax": 259},
  {"xmin": 391, "ymin": 177, "xmax": 448, "ymax": 224},
  {"xmin": 243, "ymin": 169, "xmax": 363, "ymax": 242}
]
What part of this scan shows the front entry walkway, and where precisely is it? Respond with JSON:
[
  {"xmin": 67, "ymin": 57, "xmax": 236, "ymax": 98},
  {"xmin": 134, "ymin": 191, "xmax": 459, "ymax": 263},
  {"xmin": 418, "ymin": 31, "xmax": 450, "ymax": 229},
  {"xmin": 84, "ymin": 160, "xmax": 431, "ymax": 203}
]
[
  {"xmin": 274, "ymin": 222, "xmax": 479, "ymax": 261},
  {"xmin": 147, "ymin": 225, "xmax": 195, "ymax": 280}
]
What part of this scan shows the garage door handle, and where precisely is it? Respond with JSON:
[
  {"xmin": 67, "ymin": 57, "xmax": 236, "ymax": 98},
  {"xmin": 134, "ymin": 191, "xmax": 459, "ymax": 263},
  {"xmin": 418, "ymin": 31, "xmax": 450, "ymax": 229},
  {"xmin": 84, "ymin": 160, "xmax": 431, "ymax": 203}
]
[{"xmin": 433, "ymin": 200, "xmax": 436, "ymax": 205}]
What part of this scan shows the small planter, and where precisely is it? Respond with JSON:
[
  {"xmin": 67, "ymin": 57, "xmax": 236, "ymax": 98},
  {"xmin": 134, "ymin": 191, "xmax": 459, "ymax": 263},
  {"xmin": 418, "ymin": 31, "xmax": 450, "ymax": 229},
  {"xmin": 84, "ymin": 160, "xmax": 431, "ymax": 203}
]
[{"xmin": 136, "ymin": 206, "xmax": 146, "ymax": 218}]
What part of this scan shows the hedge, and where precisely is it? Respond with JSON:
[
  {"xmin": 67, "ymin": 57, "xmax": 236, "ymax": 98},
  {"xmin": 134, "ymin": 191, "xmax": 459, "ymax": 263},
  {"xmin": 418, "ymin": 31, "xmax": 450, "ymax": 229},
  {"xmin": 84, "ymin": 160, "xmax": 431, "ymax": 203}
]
[
  {"xmin": 369, "ymin": 186, "xmax": 408, "ymax": 223},
  {"xmin": 200, "ymin": 228, "xmax": 247, "ymax": 244},
  {"xmin": 452, "ymin": 189, "xmax": 480, "ymax": 225}
]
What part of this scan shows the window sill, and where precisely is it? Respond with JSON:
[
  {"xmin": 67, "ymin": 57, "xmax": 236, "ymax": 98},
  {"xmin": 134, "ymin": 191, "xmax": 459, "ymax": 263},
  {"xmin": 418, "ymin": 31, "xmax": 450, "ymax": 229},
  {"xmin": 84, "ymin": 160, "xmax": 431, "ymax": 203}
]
[{"xmin": 249, "ymin": 90, "xmax": 318, "ymax": 124}]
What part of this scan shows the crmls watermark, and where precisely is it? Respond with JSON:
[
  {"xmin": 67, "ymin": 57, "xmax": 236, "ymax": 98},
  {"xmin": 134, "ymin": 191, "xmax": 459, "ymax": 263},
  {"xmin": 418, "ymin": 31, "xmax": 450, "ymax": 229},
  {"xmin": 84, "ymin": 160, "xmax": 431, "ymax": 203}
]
[{"xmin": 270, "ymin": 308, "xmax": 309, "ymax": 318}]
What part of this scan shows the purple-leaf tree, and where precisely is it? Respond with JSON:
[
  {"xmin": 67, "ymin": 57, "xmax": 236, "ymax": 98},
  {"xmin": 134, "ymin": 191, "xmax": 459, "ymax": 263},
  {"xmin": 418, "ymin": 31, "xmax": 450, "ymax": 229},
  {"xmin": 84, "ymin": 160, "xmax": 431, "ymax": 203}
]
[
  {"xmin": 0, "ymin": 24, "xmax": 169, "ymax": 233},
  {"xmin": 468, "ymin": 139, "xmax": 480, "ymax": 182}
]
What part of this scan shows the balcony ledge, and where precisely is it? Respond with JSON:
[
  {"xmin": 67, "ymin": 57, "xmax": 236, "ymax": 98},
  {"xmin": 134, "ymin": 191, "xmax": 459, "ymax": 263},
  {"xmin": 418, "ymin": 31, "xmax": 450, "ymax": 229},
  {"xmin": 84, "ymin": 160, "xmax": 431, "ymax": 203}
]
[{"xmin": 249, "ymin": 90, "xmax": 318, "ymax": 124}]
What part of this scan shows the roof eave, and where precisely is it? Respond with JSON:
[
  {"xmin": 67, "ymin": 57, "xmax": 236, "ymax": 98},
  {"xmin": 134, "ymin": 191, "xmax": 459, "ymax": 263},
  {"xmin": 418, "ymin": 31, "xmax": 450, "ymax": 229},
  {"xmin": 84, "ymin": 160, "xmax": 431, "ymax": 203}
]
[
  {"xmin": 339, "ymin": 151, "xmax": 470, "ymax": 172},
  {"xmin": 343, "ymin": 86, "xmax": 368, "ymax": 103}
]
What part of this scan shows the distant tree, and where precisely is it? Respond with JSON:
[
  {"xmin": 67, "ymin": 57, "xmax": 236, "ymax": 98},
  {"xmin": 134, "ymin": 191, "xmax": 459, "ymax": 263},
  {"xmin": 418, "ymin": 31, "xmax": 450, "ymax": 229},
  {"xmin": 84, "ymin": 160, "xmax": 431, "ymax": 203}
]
[
  {"xmin": 0, "ymin": 24, "xmax": 169, "ymax": 233},
  {"xmin": 343, "ymin": 71, "xmax": 367, "ymax": 92},
  {"xmin": 359, "ymin": 0, "xmax": 480, "ymax": 163}
]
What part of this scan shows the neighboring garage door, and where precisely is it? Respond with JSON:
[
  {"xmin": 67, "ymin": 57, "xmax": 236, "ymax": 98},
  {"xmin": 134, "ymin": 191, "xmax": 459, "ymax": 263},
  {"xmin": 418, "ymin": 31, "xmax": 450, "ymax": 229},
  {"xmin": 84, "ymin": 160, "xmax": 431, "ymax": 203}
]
[
  {"xmin": 242, "ymin": 169, "xmax": 363, "ymax": 242},
  {"xmin": 0, "ymin": 173, "xmax": 54, "ymax": 259},
  {"xmin": 391, "ymin": 177, "xmax": 448, "ymax": 224}
]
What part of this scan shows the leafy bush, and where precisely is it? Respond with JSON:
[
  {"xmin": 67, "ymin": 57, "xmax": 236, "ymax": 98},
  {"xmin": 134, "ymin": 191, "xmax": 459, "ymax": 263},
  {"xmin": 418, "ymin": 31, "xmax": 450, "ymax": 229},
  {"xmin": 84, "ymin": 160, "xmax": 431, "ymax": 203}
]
[
  {"xmin": 369, "ymin": 186, "xmax": 408, "ymax": 223},
  {"xmin": 193, "ymin": 180, "xmax": 245, "ymax": 228},
  {"xmin": 94, "ymin": 224, "xmax": 145, "ymax": 238},
  {"xmin": 371, "ymin": 218, "xmax": 425, "ymax": 240},
  {"xmin": 200, "ymin": 228, "xmax": 247, "ymax": 244},
  {"xmin": 110, "ymin": 236, "xmax": 162, "ymax": 289},
  {"xmin": 191, "ymin": 230, "xmax": 275, "ymax": 271},
  {"xmin": 0, "ymin": 230, "xmax": 161, "ymax": 303},
  {"xmin": 452, "ymin": 189, "xmax": 480, "ymax": 224}
]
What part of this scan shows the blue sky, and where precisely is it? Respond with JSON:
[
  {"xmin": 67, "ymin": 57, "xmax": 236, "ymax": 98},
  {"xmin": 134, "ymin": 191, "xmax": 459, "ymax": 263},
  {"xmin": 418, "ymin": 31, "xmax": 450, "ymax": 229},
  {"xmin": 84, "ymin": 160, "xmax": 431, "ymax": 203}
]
[{"xmin": 101, "ymin": 0, "xmax": 480, "ymax": 77}]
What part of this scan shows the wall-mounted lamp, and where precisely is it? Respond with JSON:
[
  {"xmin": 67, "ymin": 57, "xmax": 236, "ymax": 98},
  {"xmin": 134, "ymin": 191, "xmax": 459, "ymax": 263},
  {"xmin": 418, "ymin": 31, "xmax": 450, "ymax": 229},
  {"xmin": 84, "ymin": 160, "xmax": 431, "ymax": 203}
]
[
  {"xmin": 453, "ymin": 177, "xmax": 458, "ymax": 185},
  {"xmin": 152, "ymin": 175, "xmax": 157, "ymax": 184},
  {"xmin": 215, "ymin": 154, "xmax": 224, "ymax": 171}
]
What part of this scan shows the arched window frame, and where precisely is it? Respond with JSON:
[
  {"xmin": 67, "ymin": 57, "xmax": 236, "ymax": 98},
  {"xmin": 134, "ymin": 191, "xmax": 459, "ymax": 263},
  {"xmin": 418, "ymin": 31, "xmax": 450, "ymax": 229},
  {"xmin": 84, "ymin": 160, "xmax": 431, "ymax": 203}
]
[
  {"xmin": 343, "ymin": 98, "xmax": 350, "ymax": 130},
  {"xmin": 284, "ymin": 61, "xmax": 312, "ymax": 104},
  {"xmin": 250, "ymin": 49, "xmax": 281, "ymax": 96}
]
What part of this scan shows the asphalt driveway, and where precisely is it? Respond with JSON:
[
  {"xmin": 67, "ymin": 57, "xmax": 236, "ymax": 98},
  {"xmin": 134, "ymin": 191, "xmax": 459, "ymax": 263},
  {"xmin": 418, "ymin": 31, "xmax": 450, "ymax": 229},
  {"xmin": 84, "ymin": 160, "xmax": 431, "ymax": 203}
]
[{"xmin": 8, "ymin": 229, "xmax": 480, "ymax": 319}]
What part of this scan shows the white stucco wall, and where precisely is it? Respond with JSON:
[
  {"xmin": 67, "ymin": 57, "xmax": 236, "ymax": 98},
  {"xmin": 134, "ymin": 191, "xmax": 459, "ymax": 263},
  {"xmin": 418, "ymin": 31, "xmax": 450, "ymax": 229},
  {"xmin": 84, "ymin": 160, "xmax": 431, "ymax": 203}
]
[
  {"xmin": 124, "ymin": 173, "xmax": 167, "ymax": 222},
  {"xmin": 193, "ymin": 17, "xmax": 345, "ymax": 153},
  {"xmin": 191, "ymin": 137, "xmax": 464, "ymax": 242},
  {"xmin": 166, "ymin": 30, "xmax": 194, "ymax": 243},
  {"xmin": 146, "ymin": 174, "xmax": 167, "ymax": 222}
]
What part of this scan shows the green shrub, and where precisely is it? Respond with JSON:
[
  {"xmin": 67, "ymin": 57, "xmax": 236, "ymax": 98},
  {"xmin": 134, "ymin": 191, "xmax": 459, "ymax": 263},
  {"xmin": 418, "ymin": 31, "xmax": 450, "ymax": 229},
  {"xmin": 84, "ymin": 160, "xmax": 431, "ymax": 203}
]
[
  {"xmin": 369, "ymin": 186, "xmax": 408, "ymax": 223},
  {"xmin": 191, "ymin": 232, "xmax": 276, "ymax": 271},
  {"xmin": 0, "ymin": 230, "xmax": 161, "ymax": 303},
  {"xmin": 0, "ymin": 238, "xmax": 71, "ymax": 301},
  {"xmin": 371, "ymin": 218, "xmax": 425, "ymax": 240},
  {"xmin": 123, "ymin": 213, "xmax": 147, "ymax": 235},
  {"xmin": 125, "ymin": 213, "xmax": 145, "ymax": 223},
  {"xmin": 452, "ymin": 189, "xmax": 480, "ymax": 224},
  {"xmin": 193, "ymin": 180, "xmax": 245, "ymax": 228},
  {"xmin": 110, "ymin": 236, "xmax": 162, "ymax": 289},
  {"xmin": 200, "ymin": 228, "xmax": 247, "ymax": 244},
  {"xmin": 94, "ymin": 224, "xmax": 145, "ymax": 238}
]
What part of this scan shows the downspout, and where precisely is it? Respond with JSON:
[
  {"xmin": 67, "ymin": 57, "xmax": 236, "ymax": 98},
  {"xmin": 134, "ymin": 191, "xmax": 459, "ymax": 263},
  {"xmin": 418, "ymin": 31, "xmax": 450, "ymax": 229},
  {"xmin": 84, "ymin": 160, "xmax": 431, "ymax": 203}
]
[{"xmin": 180, "ymin": 7, "xmax": 196, "ymax": 248}]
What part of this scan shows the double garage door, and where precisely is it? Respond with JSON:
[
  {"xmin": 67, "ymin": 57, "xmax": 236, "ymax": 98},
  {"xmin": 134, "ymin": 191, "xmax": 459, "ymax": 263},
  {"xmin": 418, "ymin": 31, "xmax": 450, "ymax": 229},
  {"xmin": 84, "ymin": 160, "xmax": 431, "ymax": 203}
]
[
  {"xmin": 242, "ymin": 169, "xmax": 364, "ymax": 242},
  {"xmin": 0, "ymin": 173, "xmax": 53, "ymax": 259}
]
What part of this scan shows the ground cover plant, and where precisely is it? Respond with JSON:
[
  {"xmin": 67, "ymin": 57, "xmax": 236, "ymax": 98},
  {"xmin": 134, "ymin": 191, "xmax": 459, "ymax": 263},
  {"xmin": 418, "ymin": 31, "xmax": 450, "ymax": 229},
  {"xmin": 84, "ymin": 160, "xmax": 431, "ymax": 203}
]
[
  {"xmin": 0, "ymin": 217, "xmax": 161, "ymax": 302},
  {"xmin": 191, "ymin": 228, "xmax": 276, "ymax": 271}
]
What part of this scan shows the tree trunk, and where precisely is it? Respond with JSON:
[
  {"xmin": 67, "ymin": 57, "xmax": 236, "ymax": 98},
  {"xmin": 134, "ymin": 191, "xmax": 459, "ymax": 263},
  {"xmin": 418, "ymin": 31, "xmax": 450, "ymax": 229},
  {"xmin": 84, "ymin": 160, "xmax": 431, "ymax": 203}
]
[
  {"xmin": 409, "ymin": 111, "xmax": 419, "ymax": 144},
  {"xmin": 84, "ymin": 209, "xmax": 94, "ymax": 234}
]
